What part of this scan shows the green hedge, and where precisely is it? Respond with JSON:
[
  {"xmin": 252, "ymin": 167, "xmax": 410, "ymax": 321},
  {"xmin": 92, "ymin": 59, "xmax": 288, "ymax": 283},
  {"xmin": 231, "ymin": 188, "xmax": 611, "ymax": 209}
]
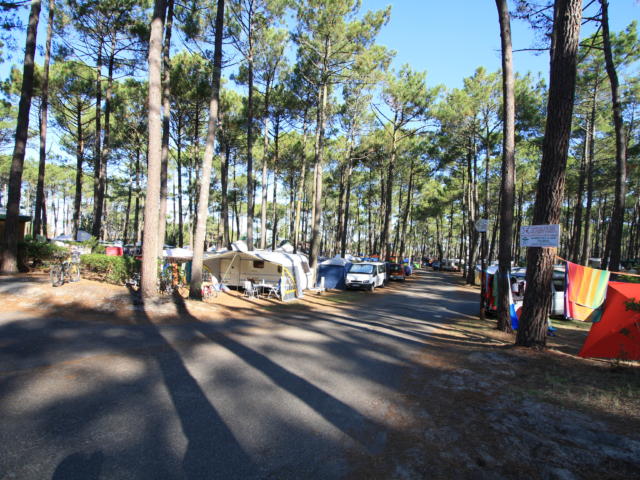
[
  {"xmin": 81, "ymin": 254, "xmax": 140, "ymax": 284},
  {"xmin": 18, "ymin": 237, "xmax": 68, "ymax": 265}
]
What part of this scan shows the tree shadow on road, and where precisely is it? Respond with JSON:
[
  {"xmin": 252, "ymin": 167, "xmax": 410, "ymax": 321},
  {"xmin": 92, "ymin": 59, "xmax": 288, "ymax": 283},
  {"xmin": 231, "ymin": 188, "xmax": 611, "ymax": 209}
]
[
  {"xmin": 52, "ymin": 451, "xmax": 104, "ymax": 480},
  {"xmin": 130, "ymin": 294, "xmax": 258, "ymax": 479},
  {"xmin": 170, "ymin": 293, "xmax": 391, "ymax": 458}
]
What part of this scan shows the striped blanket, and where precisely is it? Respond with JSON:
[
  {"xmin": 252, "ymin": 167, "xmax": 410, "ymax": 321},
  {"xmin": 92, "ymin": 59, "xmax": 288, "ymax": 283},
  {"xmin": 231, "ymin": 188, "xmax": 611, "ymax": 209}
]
[{"xmin": 565, "ymin": 261, "xmax": 610, "ymax": 321}]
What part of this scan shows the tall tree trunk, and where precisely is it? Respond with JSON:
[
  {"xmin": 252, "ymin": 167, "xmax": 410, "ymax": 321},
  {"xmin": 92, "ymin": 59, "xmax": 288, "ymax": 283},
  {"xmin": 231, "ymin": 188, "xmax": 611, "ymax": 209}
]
[
  {"xmin": 1, "ymin": 0, "xmax": 41, "ymax": 272},
  {"xmin": 245, "ymin": 32, "xmax": 255, "ymax": 249},
  {"xmin": 495, "ymin": 0, "xmax": 516, "ymax": 333},
  {"xmin": 72, "ymin": 105, "xmax": 84, "ymax": 240},
  {"xmin": 398, "ymin": 157, "xmax": 415, "ymax": 260},
  {"xmin": 580, "ymin": 89, "xmax": 597, "ymax": 265},
  {"xmin": 260, "ymin": 85, "xmax": 271, "ymax": 249},
  {"xmin": 190, "ymin": 0, "xmax": 224, "ymax": 297},
  {"xmin": 271, "ymin": 114, "xmax": 280, "ymax": 250},
  {"xmin": 293, "ymin": 109, "xmax": 309, "ymax": 253},
  {"xmin": 381, "ymin": 122, "xmax": 398, "ymax": 261},
  {"xmin": 340, "ymin": 155, "xmax": 354, "ymax": 257},
  {"xmin": 34, "ymin": 0, "xmax": 54, "ymax": 237},
  {"xmin": 176, "ymin": 121, "xmax": 184, "ymax": 247},
  {"xmin": 133, "ymin": 146, "xmax": 141, "ymax": 245},
  {"xmin": 600, "ymin": 0, "xmax": 627, "ymax": 273},
  {"xmin": 221, "ymin": 140, "xmax": 230, "ymax": 248},
  {"xmin": 124, "ymin": 166, "xmax": 133, "ymax": 243},
  {"xmin": 91, "ymin": 40, "xmax": 103, "ymax": 238},
  {"xmin": 517, "ymin": 0, "xmax": 582, "ymax": 348},
  {"xmin": 466, "ymin": 142, "xmax": 480, "ymax": 284},
  {"xmin": 570, "ymin": 121, "xmax": 588, "ymax": 261},
  {"xmin": 309, "ymin": 76, "xmax": 329, "ymax": 275},
  {"xmin": 514, "ymin": 177, "xmax": 524, "ymax": 263},
  {"xmin": 140, "ymin": 0, "xmax": 167, "ymax": 298},
  {"xmin": 94, "ymin": 38, "xmax": 116, "ymax": 240},
  {"xmin": 158, "ymin": 0, "xmax": 174, "ymax": 255}
]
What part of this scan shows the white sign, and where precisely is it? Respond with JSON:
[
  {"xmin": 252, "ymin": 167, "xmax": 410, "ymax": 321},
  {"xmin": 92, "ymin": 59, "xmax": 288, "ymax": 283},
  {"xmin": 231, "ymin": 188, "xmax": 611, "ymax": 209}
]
[
  {"xmin": 520, "ymin": 224, "xmax": 560, "ymax": 248},
  {"xmin": 475, "ymin": 219, "xmax": 489, "ymax": 232}
]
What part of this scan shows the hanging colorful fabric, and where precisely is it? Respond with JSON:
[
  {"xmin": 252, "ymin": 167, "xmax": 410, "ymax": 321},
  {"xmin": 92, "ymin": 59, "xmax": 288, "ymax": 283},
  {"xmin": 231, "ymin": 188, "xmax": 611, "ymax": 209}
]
[{"xmin": 564, "ymin": 261, "xmax": 610, "ymax": 321}]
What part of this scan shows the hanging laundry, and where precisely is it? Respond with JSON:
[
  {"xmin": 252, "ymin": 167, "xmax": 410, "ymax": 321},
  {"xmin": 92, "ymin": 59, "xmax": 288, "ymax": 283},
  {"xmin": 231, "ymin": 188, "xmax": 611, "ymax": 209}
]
[
  {"xmin": 564, "ymin": 261, "xmax": 610, "ymax": 321},
  {"xmin": 579, "ymin": 281, "xmax": 640, "ymax": 360}
]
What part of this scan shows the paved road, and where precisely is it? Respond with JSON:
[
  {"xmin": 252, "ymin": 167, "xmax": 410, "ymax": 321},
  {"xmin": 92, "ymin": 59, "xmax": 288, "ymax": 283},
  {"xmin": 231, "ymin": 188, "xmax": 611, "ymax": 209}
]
[{"xmin": 0, "ymin": 271, "xmax": 476, "ymax": 479}]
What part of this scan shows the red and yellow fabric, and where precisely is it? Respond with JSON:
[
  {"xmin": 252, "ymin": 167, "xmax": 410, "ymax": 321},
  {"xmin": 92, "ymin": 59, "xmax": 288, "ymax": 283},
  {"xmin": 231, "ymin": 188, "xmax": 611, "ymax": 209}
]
[
  {"xmin": 565, "ymin": 261, "xmax": 610, "ymax": 321},
  {"xmin": 579, "ymin": 281, "xmax": 640, "ymax": 360}
]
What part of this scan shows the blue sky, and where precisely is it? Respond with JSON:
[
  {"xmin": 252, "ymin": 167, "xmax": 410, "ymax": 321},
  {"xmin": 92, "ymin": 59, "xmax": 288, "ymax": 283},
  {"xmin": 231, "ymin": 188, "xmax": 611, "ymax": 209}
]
[
  {"xmin": 3, "ymin": 1, "xmax": 639, "ymax": 88},
  {"xmin": 365, "ymin": 0, "xmax": 639, "ymax": 89}
]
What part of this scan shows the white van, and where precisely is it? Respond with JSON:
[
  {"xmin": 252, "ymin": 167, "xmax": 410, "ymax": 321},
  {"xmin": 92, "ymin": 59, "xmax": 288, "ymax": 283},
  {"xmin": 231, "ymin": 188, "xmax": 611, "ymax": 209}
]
[{"xmin": 345, "ymin": 262, "xmax": 387, "ymax": 291}]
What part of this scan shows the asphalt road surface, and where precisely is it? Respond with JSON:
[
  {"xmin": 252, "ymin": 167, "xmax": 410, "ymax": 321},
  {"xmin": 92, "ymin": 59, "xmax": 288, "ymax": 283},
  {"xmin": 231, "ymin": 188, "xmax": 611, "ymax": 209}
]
[{"xmin": 0, "ymin": 271, "xmax": 477, "ymax": 479}]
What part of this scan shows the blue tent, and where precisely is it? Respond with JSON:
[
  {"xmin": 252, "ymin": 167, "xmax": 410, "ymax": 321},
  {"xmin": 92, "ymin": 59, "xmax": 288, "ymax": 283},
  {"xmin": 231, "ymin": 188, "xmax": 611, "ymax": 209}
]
[{"xmin": 317, "ymin": 256, "xmax": 352, "ymax": 290}]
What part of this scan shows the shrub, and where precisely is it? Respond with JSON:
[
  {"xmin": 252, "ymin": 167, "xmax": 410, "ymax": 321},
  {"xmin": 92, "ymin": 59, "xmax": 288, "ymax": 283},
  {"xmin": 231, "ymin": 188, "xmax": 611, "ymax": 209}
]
[
  {"xmin": 18, "ymin": 237, "xmax": 67, "ymax": 266},
  {"xmin": 81, "ymin": 254, "xmax": 140, "ymax": 284}
]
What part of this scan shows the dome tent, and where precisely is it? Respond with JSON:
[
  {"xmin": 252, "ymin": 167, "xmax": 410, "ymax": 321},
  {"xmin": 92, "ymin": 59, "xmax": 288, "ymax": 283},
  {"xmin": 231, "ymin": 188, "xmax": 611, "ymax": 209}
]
[{"xmin": 317, "ymin": 255, "xmax": 352, "ymax": 290}]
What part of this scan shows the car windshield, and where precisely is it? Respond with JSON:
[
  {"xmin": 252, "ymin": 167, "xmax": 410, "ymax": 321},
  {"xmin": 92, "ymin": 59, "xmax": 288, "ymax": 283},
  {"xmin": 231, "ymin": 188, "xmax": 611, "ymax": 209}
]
[
  {"xmin": 348, "ymin": 264, "xmax": 374, "ymax": 274},
  {"xmin": 389, "ymin": 264, "xmax": 402, "ymax": 272}
]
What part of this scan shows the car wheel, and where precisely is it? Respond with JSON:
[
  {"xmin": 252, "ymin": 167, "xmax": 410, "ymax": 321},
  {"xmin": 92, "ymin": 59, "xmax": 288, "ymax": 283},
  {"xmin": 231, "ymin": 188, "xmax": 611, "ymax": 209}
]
[{"xmin": 370, "ymin": 282, "xmax": 375, "ymax": 292}]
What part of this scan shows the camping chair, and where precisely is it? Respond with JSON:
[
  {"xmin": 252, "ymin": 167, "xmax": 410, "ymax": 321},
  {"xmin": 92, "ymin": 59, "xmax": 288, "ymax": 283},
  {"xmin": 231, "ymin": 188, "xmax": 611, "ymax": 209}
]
[
  {"xmin": 242, "ymin": 280, "xmax": 257, "ymax": 298},
  {"xmin": 266, "ymin": 281, "xmax": 280, "ymax": 300}
]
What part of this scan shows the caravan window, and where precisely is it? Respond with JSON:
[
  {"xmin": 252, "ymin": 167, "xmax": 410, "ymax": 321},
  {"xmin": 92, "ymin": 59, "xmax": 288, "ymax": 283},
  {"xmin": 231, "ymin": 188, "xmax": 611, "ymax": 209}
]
[
  {"xmin": 253, "ymin": 260, "xmax": 265, "ymax": 269},
  {"xmin": 301, "ymin": 261, "xmax": 310, "ymax": 273}
]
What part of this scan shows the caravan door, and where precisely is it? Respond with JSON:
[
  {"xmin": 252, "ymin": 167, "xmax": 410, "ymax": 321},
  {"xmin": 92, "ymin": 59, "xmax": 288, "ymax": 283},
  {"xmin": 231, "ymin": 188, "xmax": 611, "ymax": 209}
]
[{"xmin": 220, "ymin": 257, "xmax": 240, "ymax": 285}]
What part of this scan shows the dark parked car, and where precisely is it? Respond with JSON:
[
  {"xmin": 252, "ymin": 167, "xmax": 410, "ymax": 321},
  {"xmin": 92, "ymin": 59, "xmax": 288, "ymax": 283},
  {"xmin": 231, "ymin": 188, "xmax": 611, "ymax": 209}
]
[{"xmin": 388, "ymin": 262, "xmax": 406, "ymax": 281}]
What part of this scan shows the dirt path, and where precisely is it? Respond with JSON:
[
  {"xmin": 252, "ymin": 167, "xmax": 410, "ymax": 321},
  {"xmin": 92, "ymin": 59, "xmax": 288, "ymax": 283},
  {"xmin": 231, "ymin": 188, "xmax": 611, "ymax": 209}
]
[{"xmin": 1, "ymin": 270, "xmax": 639, "ymax": 479}]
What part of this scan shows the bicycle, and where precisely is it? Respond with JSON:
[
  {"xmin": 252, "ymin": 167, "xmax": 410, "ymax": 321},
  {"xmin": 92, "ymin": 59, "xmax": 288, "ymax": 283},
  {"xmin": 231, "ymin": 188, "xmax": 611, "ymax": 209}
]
[{"xmin": 50, "ymin": 250, "xmax": 81, "ymax": 287}]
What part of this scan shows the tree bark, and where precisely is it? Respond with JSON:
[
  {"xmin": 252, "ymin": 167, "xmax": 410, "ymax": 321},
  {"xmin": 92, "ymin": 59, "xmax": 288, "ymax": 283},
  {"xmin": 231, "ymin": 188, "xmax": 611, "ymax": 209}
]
[
  {"xmin": 293, "ymin": 109, "xmax": 309, "ymax": 253},
  {"xmin": 260, "ymin": 84, "xmax": 271, "ymax": 249},
  {"xmin": 245, "ymin": 28, "xmax": 255, "ymax": 249},
  {"xmin": 517, "ymin": 0, "xmax": 582, "ymax": 348},
  {"xmin": 140, "ymin": 0, "xmax": 167, "ymax": 298},
  {"xmin": 600, "ymin": 0, "xmax": 627, "ymax": 273},
  {"xmin": 398, "ymin": 157, "xmax": 415, "ymax": 261},
  {"xmin": 495, "ymin": 0, "xmax": 516, "ymax": 333},
  {"xmin": 34, "ymin": 0, "xmax": 54, "ymax": 237},
  {"xmin": 158, "ymin": 0, "xmax": 174, "ymax": 255},
  {"xmin": 380, "ymin": 121, "xmax": 398, "ymax": 261},
  {"xmin": 340, "ymin": 155, "xmax": 354, "ymax": 257},
  {"xmin": 309, "ymin": 75, "xmax": 329, "ymax": 275},
  {"xmin": 1, "ymin": 0, "xmax": 41, "ymax": 272},
  {"xmin": 94, "ymin": 37, "xmax": 116, "ymax": 240},
  {"xmin": 190, "ymin": 0, "xmax": 224, "ymax": 298},
  {"xmin": 271, "ymin": 113, "xmax": 280, "ymax": 250},
  {"xmin": 176, "ymin": 120, "xmax": 184, "ymax": 247},
  {"xmin": 72, "ymin": 104, "xmax": 84, "ymax": 240},
  {"xmin": 91, "ymin": 40, "xmax": 103, "ymax": 238},
  {"xmin": 221, "ymin": 138, "xmax": 230, "ymax": 248}
]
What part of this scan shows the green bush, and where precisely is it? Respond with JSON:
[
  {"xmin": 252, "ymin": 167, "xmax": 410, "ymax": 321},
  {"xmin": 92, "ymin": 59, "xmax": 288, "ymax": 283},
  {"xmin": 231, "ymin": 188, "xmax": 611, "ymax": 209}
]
[
  {"xmin": 81, "ymin": 253, "xmax": 140, "ymax": 284},
  {"xmin": 18, "ymin": 237, "xmax": 67, "ymax": 265}
]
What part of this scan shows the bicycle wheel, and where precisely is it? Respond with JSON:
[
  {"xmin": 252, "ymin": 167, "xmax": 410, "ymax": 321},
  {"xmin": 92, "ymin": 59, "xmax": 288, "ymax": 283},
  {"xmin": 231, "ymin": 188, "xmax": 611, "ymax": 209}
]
[
  {"xmin": 50, "ymin": 265, "xmax": 63, "ymax": 287},
  {"xmin": 68, "ymin": 263, "xmax": 81, "ymax": 282}
]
